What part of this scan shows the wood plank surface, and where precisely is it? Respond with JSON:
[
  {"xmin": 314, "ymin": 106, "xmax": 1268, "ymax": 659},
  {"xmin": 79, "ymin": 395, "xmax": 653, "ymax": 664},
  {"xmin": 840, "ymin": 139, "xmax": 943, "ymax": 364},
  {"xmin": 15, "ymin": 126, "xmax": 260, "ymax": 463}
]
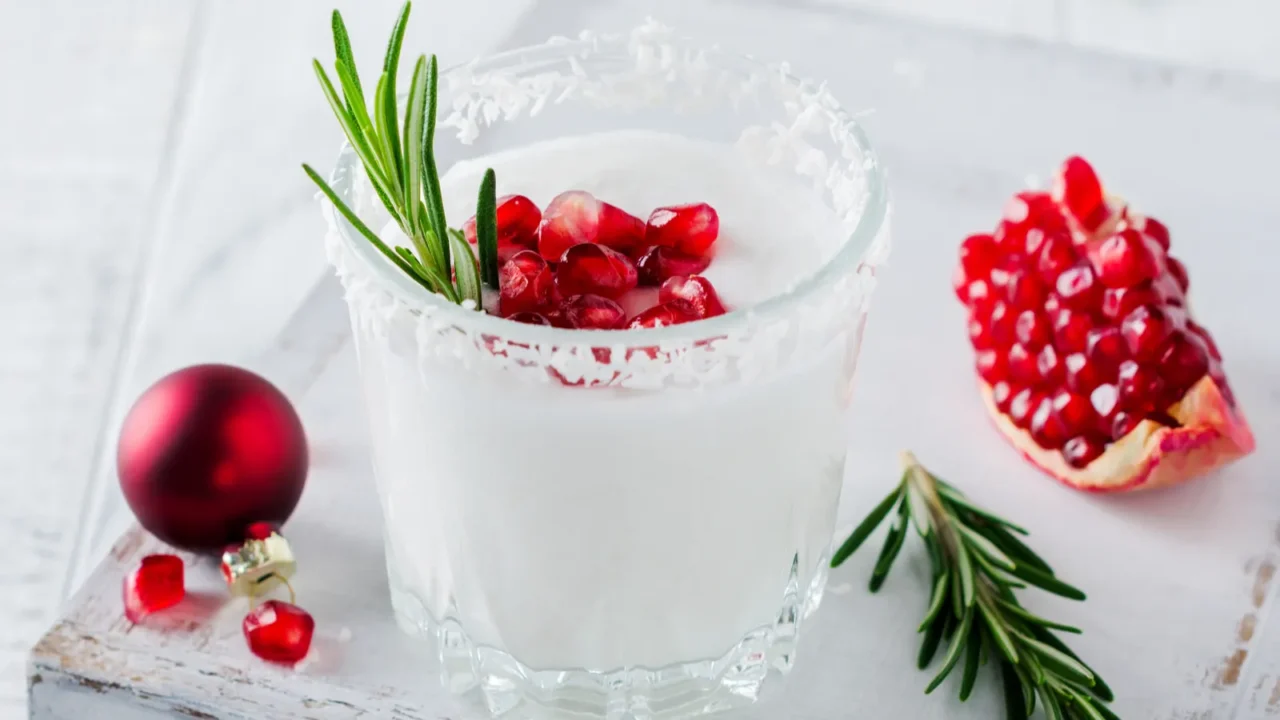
[{"xmin": 14, "ymin": 0, "xmax": 1280, "ymax": 717}]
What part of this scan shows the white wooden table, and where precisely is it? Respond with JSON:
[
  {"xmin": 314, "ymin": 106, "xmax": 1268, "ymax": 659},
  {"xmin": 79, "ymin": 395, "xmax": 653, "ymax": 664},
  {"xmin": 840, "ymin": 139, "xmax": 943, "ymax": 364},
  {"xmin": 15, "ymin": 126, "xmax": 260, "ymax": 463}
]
[{"xmin": 8, "ymin": 0, "xmax": 1280, "ymax": 718}]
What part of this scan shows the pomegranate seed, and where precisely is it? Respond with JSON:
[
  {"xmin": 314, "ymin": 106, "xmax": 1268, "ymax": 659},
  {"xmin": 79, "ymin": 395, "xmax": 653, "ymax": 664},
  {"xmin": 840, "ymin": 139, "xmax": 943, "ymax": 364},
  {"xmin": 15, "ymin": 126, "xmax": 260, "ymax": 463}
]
[
  {"xmin": 645, "ymin": 203, "xmax": 720, "ymax": 256},
  {"xmin": 1188, "ymin": 321, "xmax": 1222, "ymax": 361},
  {"xmin": 1052, "ymin": 309, "xmax": 1093, "ymax": 353},
  {"xmin": 1111, "ymin": 411, "xmax": 1142, "ymax": 440},
  {"xmin": 635, "ymin": 245, "xmax": 711, "ymax": 286},
  {"xmin": 1120, "ymin": 305, "xmax": 1171, "ymax": 360},
  {"xmin": 1008, "ymin": 343, "xmax": 1039, "ymax": 385},
  {"xmin": 966, "ymin": 279, "xmax": 997, "ymax": 317},
  {"xmin": 556, "ymin": 244, "xmax": 638, "ymax": 299},
  {"xmin": 1101, "ymin": 284, "xmax": 1159, "ymax": 321},
  {"xmin": 1052, "ymin": 389, "xmax": 1097, "ymax": 437},
  {"xmin": 1167, "ymin": 256, "xmax": 1189, "ymax": 293},
  {"xmin": 1158, "ymin": 333, "xmax": 1209, "ymax": 396},
  {"xmin": 1009, "ymin": 388, "xmax": 1041, "ymax": 428},
  {"xmin": 997, "ymin": 191, "xmax": 1064, "ymax": 253},
  {"xmin": 959, "ymin": 233, "xmax": 999, "ymax": 277},
  {"xmin": 1037, "ymin": 345, "xmax": 1063, "ymax": 386},
  {"xmin": 1014, "ymin": 310, "xmax": 1051, "ymax": 348},
  {"xmin": 556, "ymin": 294, "xmax": 628, "ymax": 330},
  {"xmin": 507, "ymin": 311, "xmax": 551, "ymax": 326},
  {"xmin": 968, "ymin": 315, "xmax": 994, "ymax": 349},
  {"xmin": 1053, "ymin": 156, "xmax": 1107, "ymax": 231},
  {"xmin": 1055, "ymin": 264, "xmax": 1102, "ymax": 311},
  {"xmin": 1116, "ymin": 360, "xmax": 1165, "ymax": 413},
  {"xmin": 991, "ymin": 381, "xmax": 1015, "ymax": 413},
  {"xmin": 598, "ymin": 202, "xmax": 647, "ymax": 253},
  {"xmin": 952, "ymin": 265, "xmax": 971, "ymax": 304},
  {"xmin": 538, "ymin": 191, "xmax": 602, "ymax": 262},
  {"xmin": 463, "ymin": 194, "xmax": 541, "ymax": 250},
  {"xmin": 1091, "ymin": 229, "xmax": 1158, "ymax": 288},
  {"xmin": 976, "ymin": 350, "xmax": 1009, "ymax": 384},
  {"xmin": 659, "ymin": 275, "xmax": 726, "ymax": 318},
  {"xmin": 1090, "ymin": 383, "xmax": 1120, "ymax": 424},
  {"xmin": 1065, "ymin": 352, "xmax": 1105, "ymax": 394},
  {"xmin": 1036, "ymin": 233, "xmax": 1077, "ymax": 282},
  {"xmin": 1005, "ymin": 270, "xmax": 1047, "ymax": 309},
  {"xmin": 1030, "ymin": 397, "xmax": 1070, "ymax": 450},
  {"xmin": 1141, "ymin": 216, "xmax": 1171, "ymax": 250},
  {"xmin": 988, "ymin": 302, "xmax": 1016, "ymax": 346},
  {"xmin": 243, "ymin": 600, "xmax": 315, "ymax": 665},
  {"xmin": 1086, "ymin": 327, "xmax": 1129, "ymax": 374},
  {"xmin": 628, "ymin": 300, "xmax": 702, "ymax": 329},
  {"xmin": 1063, "ymin": 435, "xmax": 1106, "ymax": 468},
  {"xmin": 123, "ymin": 554, "xmax": 184, "ymax": 624},
  {"xmin": 498, "ymin": 250, "xmax": 556, "ymax": 317}
]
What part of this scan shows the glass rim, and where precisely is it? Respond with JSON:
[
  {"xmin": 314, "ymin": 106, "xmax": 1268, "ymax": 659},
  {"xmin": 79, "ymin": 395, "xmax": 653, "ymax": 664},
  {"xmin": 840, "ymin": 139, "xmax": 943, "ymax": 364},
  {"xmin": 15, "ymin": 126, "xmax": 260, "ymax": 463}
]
[{"xmin": 327, "ymin": 33, "xmax": 889, "ymax": 345}]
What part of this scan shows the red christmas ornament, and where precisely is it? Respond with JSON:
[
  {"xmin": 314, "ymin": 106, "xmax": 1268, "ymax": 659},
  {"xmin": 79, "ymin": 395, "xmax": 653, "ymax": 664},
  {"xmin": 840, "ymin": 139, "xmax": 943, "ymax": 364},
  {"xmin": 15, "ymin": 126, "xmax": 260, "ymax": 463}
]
[{"xmin": 117, "ymin": 364, "xmax": 308, "ymax": 552}]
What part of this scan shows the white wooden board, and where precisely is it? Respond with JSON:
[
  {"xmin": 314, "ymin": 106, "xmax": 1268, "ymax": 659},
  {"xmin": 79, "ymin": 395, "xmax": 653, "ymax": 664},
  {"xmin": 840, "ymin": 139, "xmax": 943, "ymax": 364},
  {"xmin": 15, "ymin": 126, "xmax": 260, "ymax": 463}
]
[{"xmin": 20, "ymin": 0, "xmax": 1280, "ymax": 718}]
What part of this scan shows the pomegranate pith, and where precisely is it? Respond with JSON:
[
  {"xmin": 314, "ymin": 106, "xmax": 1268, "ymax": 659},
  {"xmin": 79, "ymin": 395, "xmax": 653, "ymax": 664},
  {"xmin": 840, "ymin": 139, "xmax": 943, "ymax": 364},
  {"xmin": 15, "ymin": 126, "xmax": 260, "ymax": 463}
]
[{"xmin": 956, "ymin": 156, "xmax": 1253, "ymax": 492}]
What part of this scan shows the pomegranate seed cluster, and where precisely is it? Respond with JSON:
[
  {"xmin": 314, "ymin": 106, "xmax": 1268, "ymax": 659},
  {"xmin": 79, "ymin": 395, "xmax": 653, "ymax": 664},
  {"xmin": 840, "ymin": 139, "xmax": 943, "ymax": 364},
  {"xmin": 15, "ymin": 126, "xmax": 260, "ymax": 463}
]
[
  {"xmin": 464, "ymin": 191, "xmax": 727, "ymax": 329},
  {"xmin": 953, "ymin": 157, "xmax": 1232, "ymax": 469}
]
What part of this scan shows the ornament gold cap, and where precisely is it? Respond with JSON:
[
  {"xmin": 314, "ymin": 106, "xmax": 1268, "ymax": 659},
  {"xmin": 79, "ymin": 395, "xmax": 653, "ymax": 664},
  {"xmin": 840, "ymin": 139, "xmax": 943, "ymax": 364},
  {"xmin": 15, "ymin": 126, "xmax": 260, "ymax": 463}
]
[{"xmin": 220, "ymin": 530, "xmax": 297, "ymax": 600}]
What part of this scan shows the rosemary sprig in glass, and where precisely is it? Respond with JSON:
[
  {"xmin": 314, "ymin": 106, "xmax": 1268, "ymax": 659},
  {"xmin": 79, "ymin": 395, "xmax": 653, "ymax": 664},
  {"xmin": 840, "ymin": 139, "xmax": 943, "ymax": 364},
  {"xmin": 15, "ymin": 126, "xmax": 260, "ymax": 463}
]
[
  {"xmin": 833, "ymin": 451, "xmax": 1120, "ymax": 720},
  {"xmin": 302, "ymin": 3, "xmax": 499, "ymax": 307}
]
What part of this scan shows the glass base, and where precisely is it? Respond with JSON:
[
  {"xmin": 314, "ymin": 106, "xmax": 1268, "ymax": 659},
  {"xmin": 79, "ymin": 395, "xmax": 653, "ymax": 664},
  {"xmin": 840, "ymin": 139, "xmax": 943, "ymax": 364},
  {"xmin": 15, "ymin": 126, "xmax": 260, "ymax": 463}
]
[{"xmin": 388, "ymin": 553, "xmax": 830, "ymax": 719}]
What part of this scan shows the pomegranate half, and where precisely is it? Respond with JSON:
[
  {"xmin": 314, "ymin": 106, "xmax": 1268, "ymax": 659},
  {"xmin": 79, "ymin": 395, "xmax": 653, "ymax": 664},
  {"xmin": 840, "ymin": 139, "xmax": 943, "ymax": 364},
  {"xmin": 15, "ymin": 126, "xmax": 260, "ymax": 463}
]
[{"xmin": 954, "ymin": 156, "xmax": 1254, "ymax": 492}]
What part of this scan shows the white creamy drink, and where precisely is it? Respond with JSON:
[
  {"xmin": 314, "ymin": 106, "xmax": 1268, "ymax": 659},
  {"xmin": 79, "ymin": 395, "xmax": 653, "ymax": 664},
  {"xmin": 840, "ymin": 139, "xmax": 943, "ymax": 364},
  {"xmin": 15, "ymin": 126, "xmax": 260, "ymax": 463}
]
[{"xmin": 353, "ymin": 130, "xmax": 855, "ymax": 673}]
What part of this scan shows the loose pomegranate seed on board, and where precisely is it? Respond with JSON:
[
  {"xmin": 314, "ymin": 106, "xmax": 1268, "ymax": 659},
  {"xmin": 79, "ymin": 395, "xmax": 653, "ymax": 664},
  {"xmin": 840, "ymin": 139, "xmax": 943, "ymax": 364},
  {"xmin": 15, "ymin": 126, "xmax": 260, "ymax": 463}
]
[
  {"xmin": 243, "ymin": 600, "xmax": 315, "ymax": 665},
  {"xmin": 123, "ymin": 554, "xmax": 185, "ymax": 623}
]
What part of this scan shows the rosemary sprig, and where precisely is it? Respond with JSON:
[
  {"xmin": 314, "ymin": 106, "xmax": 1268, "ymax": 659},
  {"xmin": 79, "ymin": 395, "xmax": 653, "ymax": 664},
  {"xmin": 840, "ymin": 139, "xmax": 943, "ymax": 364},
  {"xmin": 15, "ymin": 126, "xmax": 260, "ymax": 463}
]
[
  {"xmin": 302, "ymin": 3, "xmax": 500, "ymax": 306},
  {"xmin": 833, "ymin": 452, "xmax": 1120, "ymax": 720}
]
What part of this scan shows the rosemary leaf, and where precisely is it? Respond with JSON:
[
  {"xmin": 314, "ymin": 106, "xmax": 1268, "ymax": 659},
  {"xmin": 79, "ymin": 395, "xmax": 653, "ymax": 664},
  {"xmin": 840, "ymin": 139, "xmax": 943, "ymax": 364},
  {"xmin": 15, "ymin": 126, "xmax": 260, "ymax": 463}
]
[
  {"xmin": 960, "ymin": 524, "xmax": 1017, "ymax": 572},
  {"xmin": 1000, "ymin": 661, "xmax": 1028, "ymax": 720},
  {"xmin": 330, "ymin": 11, "xmax": 369, "ymax": 128},
  {"xmin": 305, "ymin": 165, "xmax": 434, "ymax": 294},
  {"xmin": 869, "ymin": 506, "xmax": 910, "ymax": 592},
  {"xmin": 958, "ymin": 620, "xmax": 983, "ymax": 701},
  {"xmin": 925, "ymin": 608, "xmax": 974, "ymax": 694},
  {"xmin": 985, "ymin": 523, "xmax": 1055, "ymax": 575},
  {"xmin": 401, "ymin": 55, "xmax": 428, "ymax": 239},
  {"xmin": 905, "ymin": 477, "xmax": 931, "ymax": 538},
  {"xmin": 1020, "ymin": 635, "xmax": 1094, "ymax": 687},
  {"xmin": 936, "ymin": 483, "xmax": 1028, "ymax": 535},
  {"xmin": 1030, "ymin": 626, "xmax": 1114, "ymax": 702},
  {"xmin": 956, "ymin": 540, "xmax": 976, "ymax": 608},
  {"xmin": 918, "ymin": 611, "xmax": 947, "ymax": 669},
  {"xmin": 918, "ymin": 569, "xmax": 950, "ymax": 632},
  {"xmin": 475, "ymin": 168, "xmax": 500, "ymax": 288},
  {"xmin": 379, "ymin": 3, "xmax": 409, "ymax": 186},
  {"xmin": 832, "ymin": 486, "xmax": 903, "ymax": 568},
  {"xmin": 448, "ymin": 229, "xmax": 483, "ymax": 308},
  {"xmin": 1066, "ymin": 689, "xmax": 1107, "ymax": 720},
  {"xmin": 1040, "ymin": 685, "xmax": 1064, "ymax": 720},
  {"xmin": 1008, "ymin": 562, "xmax": 1087, "ymax": 601},
  {"xmin": 997, "ymin": 598, "xmax": 1082, "ymax": 634},
  {"xmin": 422, "ymin": 56, "xmax": 451, "ymax": 274},
  {"xmin": 976, "ymin": 595, "xmax": 1020, "ymax": 664}
]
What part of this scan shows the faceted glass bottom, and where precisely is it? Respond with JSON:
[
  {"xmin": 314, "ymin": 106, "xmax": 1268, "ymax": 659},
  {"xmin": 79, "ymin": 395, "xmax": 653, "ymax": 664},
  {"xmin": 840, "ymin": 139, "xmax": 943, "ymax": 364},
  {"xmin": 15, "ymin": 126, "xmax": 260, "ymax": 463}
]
[{"xmin": 387, "ymin": 550, "xmax": 831, "ymax": 720}]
